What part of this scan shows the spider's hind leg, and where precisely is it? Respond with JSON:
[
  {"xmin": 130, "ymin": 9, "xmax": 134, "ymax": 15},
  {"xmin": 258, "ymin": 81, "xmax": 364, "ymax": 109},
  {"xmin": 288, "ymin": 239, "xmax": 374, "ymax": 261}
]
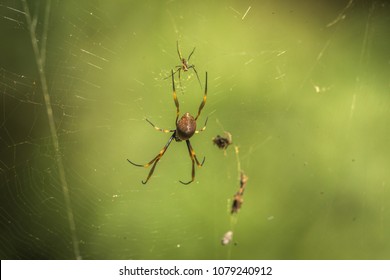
[
  {"xmin": 179, "ymin": 140, "xmax": 205, "ymax": 185},
  {"xmin": 127, "ymin": 132, "xmax": 176, "ymax": 184}
]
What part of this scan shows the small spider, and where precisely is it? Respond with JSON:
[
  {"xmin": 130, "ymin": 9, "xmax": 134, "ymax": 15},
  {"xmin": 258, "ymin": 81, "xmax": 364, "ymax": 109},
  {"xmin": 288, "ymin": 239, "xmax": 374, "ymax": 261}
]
[
  {"xmin": 128, "ymin": 69, "xmax": 208, "ymax": 185},
  {"xmin": 165, "ymin": 41, "xmax": 202, "ymax": 91},
  {"xmin": 212, "ymin": 132, "xmax": 233, "ymax": 151}
]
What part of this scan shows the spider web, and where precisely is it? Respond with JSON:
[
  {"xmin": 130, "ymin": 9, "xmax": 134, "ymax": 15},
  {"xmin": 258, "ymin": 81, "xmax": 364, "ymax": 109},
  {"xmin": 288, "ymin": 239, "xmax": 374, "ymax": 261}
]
[{"xmin": 1, "ymin": 0, "xmax": 390, "ymax": 260}]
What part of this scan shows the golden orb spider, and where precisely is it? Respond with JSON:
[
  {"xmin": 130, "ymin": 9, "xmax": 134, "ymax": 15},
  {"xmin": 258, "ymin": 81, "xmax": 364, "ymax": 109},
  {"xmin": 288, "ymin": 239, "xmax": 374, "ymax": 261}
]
[{"xmin": 128, "ymin": 70, "xmax": 208, "ymax": 185}]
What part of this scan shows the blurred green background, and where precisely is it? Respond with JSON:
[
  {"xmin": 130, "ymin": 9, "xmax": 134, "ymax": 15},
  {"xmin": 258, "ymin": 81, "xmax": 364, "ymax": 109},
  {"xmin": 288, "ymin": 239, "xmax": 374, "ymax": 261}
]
[{"xmin": 1, "ymin": 0, "xmax": 390, "ymax": 259}]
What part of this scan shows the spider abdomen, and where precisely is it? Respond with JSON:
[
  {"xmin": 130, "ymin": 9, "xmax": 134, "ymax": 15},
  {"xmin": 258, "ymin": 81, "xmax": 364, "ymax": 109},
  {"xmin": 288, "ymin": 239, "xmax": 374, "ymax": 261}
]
[{"xmin": 176, "ymin": 112, "xmax": 196, "ymax": 140}]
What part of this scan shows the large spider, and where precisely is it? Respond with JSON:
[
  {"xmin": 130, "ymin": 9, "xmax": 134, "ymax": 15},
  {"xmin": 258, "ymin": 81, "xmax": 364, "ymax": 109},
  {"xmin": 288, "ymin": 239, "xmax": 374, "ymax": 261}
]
[
  {"xmin": 165, "ymin": 41, "xmax": 202, "ymax": 91},
  {"xmin": 128, "ymin": 70, "xmax": 208, "ymax": 185}
]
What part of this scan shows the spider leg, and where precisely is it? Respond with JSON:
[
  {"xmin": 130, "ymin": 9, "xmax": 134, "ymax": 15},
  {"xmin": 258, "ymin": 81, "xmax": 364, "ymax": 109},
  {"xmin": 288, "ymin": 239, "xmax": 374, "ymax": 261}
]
[
  {"xmin": 176, "ymin": 40, "xmax": 183, "ymax": 61},
  {"xmin": 190, "ymin": 65, "xmax": 202, "ymax": 90},
  {"xmin": 171, "ymin": 69, "xmax": 180, "ymax": 123},
  {"xmin": 187, "ymin": 47, "xmax": 196, "ymax": 62},
  {"xmin": 179, "ymin": 140, "xmax": 205, "ymax": 185},
  {"xmin": 195, "ymin": 72, "xmax": 208, "ymax": 121},
  {"xmin": 195, "ymin": 116, "xmax": 208, "ymax": 134},
  {"xmin": 145, "ymin": 119, "xmax": 174, "ymax": 133},
  {"xmin": 127, "ymin": 132, "xmax": 175, "ymax": 184},
  {"xmin": 163, "ymin": 67, "xmax": 180, "ymax": 80},
  {"xmin": 177, "ymin": 68, "xmax": 185, "ymax": 94}
]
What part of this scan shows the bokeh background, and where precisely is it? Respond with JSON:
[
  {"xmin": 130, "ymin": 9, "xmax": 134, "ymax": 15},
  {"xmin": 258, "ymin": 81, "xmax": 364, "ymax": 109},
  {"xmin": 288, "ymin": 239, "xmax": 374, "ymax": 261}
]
[{"xmin": 1, "ymin": 0, "xmax": 390, "ymax": 259}]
